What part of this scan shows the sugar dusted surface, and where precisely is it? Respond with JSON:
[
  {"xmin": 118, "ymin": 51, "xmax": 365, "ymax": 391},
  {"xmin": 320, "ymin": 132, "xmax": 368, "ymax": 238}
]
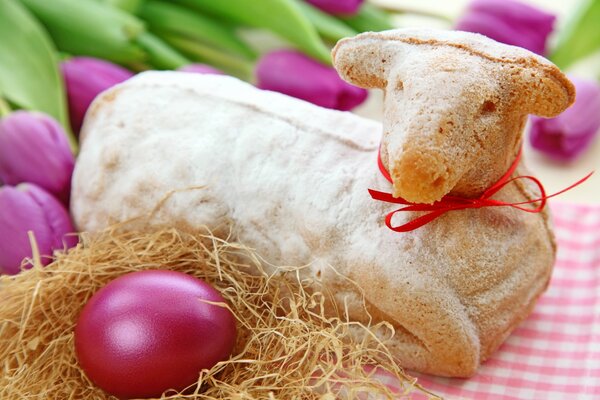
[
  {"xmin": 332, "ymin": 28, "xmax": 574, "ymax": 204},
  {"xmin": 72, "ymin": 69, "xmax": 555, "ymax": 377}
]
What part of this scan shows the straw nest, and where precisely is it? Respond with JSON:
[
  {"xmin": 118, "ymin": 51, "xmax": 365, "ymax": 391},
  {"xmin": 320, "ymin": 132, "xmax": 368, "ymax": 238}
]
[{"xmin": 0, "ymin": 226, "xmax": 438, "ymax": 399}]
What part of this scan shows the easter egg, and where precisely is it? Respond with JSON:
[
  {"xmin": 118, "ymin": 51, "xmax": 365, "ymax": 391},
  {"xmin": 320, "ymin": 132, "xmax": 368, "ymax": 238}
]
[{"xmin": 75, "ymin": 270, "xmax": 236, "ymax": 399}]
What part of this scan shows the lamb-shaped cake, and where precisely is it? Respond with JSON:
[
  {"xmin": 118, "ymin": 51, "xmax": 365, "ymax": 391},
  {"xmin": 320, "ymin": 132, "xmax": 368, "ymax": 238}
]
[{"xmin": 71, "ymin": 29, "xmax": 575, "ymax": 377}]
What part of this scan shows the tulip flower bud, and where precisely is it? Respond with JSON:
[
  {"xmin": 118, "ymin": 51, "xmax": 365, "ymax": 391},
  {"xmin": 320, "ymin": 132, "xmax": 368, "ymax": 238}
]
[
  {"xmin": 177, "ymin": 64, "xmax": 225, "ymax": 75},
  {"xmin": 256, "ymin": 49, "xmax": 368, "ymax": 111},
  {"xmin": 62, "ymin": 57, "xmax": 134, "ymax": 132},
  {"xmin": 306, "ymin": 0, "xmax": 363, "ymax": 15},
  {"xmin": 0, "ymin": 111, "xmax": 75, "ymax": 203},
  {"xmin": 0, "ymin": 184, "xmax": 77, "ymax": 275},
  {"xmin": 455, "ymin": 0, "xmax": 555, "ymax": 55},
  {"xmin": 529, "ymin": 77, "xmax": 600, "ymax": 162}
]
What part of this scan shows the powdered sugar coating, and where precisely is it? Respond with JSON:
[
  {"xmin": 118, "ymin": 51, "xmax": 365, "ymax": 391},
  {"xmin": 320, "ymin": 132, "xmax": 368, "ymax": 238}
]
[
  {"xmin": 333, "ymin": 28, "xmax": 574, "ymax": 204},
  {"xmin": 72, "ymin": 30, "xmax": 564, "ymax": 377}
]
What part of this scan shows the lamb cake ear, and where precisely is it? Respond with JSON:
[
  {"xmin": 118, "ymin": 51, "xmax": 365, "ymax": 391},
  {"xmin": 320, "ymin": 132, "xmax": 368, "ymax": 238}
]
[
  {"xmin": 332, "ymin": 36, "xmax": 396, "ymax": 89},
  {"xmin": 333, "ymin": 29, "xmax": 575, "ymax": 118},
  {"xmin": 510, "ymin": 63, "xmax": 575, "ymax": 118}
]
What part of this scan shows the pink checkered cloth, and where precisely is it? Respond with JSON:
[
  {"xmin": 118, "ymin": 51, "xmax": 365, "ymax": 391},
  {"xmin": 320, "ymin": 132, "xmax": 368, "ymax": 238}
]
[{"xmin": 376, "ymin": 202, "xmax": 600, "ymax": 399}]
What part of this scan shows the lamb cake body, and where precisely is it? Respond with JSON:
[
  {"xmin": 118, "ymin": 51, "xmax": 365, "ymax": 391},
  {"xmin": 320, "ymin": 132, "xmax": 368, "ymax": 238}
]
[{"xmin": 71, "ymin": 29, "xmax": 575, "ymax": 377}]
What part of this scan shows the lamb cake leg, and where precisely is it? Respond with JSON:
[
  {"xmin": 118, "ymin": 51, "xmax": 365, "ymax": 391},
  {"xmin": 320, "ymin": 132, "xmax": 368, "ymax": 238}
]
[{"xmin": 72, "ymin": 28, "xmax": 574, "ymax": 377}]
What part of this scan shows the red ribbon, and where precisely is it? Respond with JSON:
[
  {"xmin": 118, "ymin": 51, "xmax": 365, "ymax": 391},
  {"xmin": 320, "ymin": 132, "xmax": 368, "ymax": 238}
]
[{"xmin": 369, "ymin": 148, "xmax": 594, "ymax": 232}]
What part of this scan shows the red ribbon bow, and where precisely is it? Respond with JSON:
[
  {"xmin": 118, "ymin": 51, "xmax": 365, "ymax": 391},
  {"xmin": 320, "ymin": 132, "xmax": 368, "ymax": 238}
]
[{"xmin": 369, "ymin": 148, "xmax": 593, "ymax": 232}]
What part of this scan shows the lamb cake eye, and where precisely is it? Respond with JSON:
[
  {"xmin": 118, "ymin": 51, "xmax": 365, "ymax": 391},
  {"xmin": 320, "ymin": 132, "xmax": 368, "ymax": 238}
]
[{"xmin": 481, "ymin": 100, "xmax": 497, "ymax": 114}]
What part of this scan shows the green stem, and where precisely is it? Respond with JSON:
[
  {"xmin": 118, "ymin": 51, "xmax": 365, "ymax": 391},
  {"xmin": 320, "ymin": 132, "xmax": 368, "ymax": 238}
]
[
  {"xmin": 135, "ymin": 31, "xmax": 189, "ymax": 69},
  {"xmin": 105, "ymin": 0, "xmax": 145, "ymax": 13},
  {"xmin": 375, "ymin": 5, "xmax": 453, "ymax": 23},
  {"xmin": 65, "ymin": 127, "xmax": 79, "ymax": 155},
  {"xmin": 0, "ymin": 97, "xmax": 12, "ymax": 117},
  {"xmin": 125, "ymin": 61, "xmax": 153, "ymax": 72},
  {"xmin": 162, "ymin": 33, "xmax": 254, "ymax": 79}
]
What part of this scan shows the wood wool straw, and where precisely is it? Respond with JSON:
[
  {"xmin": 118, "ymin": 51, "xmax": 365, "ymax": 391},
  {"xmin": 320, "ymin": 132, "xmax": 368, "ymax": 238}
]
[{"xmin": 0, "ymin": 226, "xmax": 439, "ymax": 399}]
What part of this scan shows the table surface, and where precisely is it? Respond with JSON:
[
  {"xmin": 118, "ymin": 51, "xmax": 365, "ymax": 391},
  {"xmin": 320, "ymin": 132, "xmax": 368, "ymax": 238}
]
[{"xmin": 358, "ymin": 0, "xmax": 600, "ymax": 205}]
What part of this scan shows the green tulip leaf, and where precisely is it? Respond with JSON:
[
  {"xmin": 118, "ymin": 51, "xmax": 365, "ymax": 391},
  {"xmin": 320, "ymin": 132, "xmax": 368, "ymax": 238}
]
[
  {"xmin": 103, "ymin": 0, "xmax": 146, "ymax": 13},
  {"xmin": 135, "ymin": 31, "xmax": 190, "ymax": 69},
  {"xmin": 551, "ymin": 0, "xmax": 600, "ymax": 69},
  {"xmin": 19, "ymin": 0, "xmax": 146, "ymax": 64},
  {"xmin": 140, "ymin": 0, "xmax": 257, "ymax": 60},
  {"xmin": 340, "ymin": 3, "xmax": 394, "ymax": 33},
  {"xmin": 0, "ymin": 96, "xmax": 13, "ymax": 118},
  {"xmin": 294, "ymin": 0, "xmax": 358, "ymax": 42},
  {"xmin": 161, "ymin": 32, "xmax": 254, "ymax": 79},
  {"xmin": 172, "ymin": 0, "xmax": 332, "ymax": 64},
  {"xmin": 0, "ymin": 0, "xmax": 75, "ymax": 148}
]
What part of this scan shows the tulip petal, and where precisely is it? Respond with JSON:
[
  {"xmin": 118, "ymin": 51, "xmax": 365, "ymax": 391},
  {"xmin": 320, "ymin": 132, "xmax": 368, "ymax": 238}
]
[
  {"xmin": 256, "ymin": 50, "xmax": 367, "ymax": 111},
  {"xmin": 178, "ymin": 64, "xmax": 225, "ymax": 75},
  {"xmin": 306, "ymin": 0, "xmax": 363, "ymax": 15},
  {"xmin": 469, "ymin": 0, "xmax": 555, "ymax": 27},
  {"xmin": 0, "ymin": 186, "xmax": 52, "ymax": 274},
  {"xmin": 457, "ymin": 12, "xmax": 541, "ymax": 54},
  {"xmin": 455, "ymin": 0, "xmax": 555, "ymax": 55},
  {"xmin": 0, "ymin": 184, "xmax": 76, "ymax": 275},
  {"xmin": 336, "ymin": 81, "xmax": 369, "ymax": 111},
  {"xmin": 529, "ymin": 77, "xmax": 600, "ymax": 161},
  {"xmin": 62, "ymin": 57, "xmax": 134, "ymax": 132},
  {"xmin": 25, "ymin": 183, "xmax": 78, "ymax": 250},
  {"xmin": 0, "ymin": 111, "xmax": 74, "ymax": 202}
]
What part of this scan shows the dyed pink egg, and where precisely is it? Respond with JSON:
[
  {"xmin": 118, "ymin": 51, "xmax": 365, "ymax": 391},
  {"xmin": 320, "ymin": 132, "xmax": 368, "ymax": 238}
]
[{"xmin": 75, "ymin": 270, "xmax": 236, "ymax": 399}]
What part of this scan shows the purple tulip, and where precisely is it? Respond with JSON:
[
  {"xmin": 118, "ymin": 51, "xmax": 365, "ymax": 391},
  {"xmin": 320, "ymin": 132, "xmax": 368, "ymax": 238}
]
[
  {"xmin": 177, "ymin": 63, "xmax": 225, "ymax": 75},
  {"xmin": 455, "ymin": 0, "xmax": 555, "ymax": 55},
  {"xmin": 305, "ymin": 0, "xmax": 363, "ymax": 15},
  {"xmin": 0, "ymin": 111, "xmax": 75, "ymax": 203},
  {"xmin": 529, "ymin": 77, "xmax": 600, "ymax": 162},
  {"xmin": 62, "ymin": 57, "xmax": 134, "ymax": 133},
  {"xmin": 0, "ymin": 184, "xmax": 77, "ymax": 275},
  {"xmin": 256, "ymin": 50, "xmax": 368, "ymax": 111}
]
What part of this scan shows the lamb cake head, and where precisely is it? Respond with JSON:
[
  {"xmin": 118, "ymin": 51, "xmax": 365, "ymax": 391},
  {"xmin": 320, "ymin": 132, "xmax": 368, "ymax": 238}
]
[
  {"xmin": 72, "ymin": 28, "xmax": 574, "ymax": 378},
  {"xmin": 333, "ymin": 29, "xmax": 574, "ymax": 203}
]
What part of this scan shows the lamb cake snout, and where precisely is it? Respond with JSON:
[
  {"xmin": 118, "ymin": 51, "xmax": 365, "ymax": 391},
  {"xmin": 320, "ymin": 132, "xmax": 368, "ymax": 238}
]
[{"xmin": 72, "ymin": 28, "xmax": 574, "ymax": 377}]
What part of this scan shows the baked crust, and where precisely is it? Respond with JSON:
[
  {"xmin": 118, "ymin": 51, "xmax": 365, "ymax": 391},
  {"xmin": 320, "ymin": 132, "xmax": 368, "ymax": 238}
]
[
  {"xmin": 72, "ymin": 29, "xmax": 570, "ymax": 377},
  {"xmin": 333, "ymin": 29, "xmax": 574, "ymax": 204}
]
